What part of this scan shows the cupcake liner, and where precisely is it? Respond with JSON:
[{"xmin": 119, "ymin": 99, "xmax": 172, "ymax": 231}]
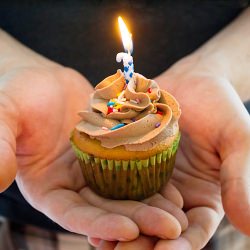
[{"xmin": 71, "ymin": 133, "xmax": 180, "ymax": 200}]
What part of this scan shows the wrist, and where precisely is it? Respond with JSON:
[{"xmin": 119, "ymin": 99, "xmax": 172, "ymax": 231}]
[
  {"xmin": 191, "ymin": 8, "xmax": 250, "ymax": 101},
  {"xmin": 192, "ymin": 45, "xmax": 250, "ymax": 101},
  {"xmin": 0, "ymin": 29, "xmax": 58, "ymax": 75}
]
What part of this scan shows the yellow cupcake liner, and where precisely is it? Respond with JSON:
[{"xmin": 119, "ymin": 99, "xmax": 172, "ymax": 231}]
[{"xmin": 71, "ymin": 133, "xmax": 180, "ymax": 200}]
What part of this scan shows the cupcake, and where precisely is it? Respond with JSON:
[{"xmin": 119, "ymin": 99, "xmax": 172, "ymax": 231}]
[{"xmin": 70, "ymin": 69, "xmax": 181, "ymax": 200}]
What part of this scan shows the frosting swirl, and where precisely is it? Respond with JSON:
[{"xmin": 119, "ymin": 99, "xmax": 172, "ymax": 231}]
[{"xmin": 76, "ymin": 70, "xmax": 181, "ymax": 151}]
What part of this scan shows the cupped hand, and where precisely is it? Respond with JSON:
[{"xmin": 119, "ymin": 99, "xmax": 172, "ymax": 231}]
[
  {"xmin": 98, "ymin": 55, "xmax": 250, "ymax": 249},
  {"xmin": 0, "ymin": 63, "xmax": 187, "ymax": 242},
  {"xmin": 156, "ymin": 55, "xmax": 250, "ymax": 244}
]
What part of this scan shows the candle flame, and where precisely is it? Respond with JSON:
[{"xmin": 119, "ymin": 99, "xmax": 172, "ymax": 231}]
[{"xmin": 118, "ymin": 16, "xmax": 133, "ymax": 54}]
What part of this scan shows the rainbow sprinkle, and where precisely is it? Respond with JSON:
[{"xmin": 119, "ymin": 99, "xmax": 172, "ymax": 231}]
[
  {"xmin": 110, "ymin": 123, "xmax": 125, "ymax": 130},
  {"xmin": 107, "ymin": 101, "xmax": 115, "ymax": 106},
  {"xmin": 107, "ymin": 106, "xmax": 113, "ymax": 114},
  {"xmin": 102, "ymin": 126, "xmax": 109, "ymax": 130},
  {"xmin": 107, "ymin": 93, "xmax": 127, "ymax": 114},
  {"xmin": 114, "ymin": 103, "xmax": 123, "ymax": 109},
  {"xmin": 147, "ymin": 88, "xmax": 152, "ymax": 93},
  {"xmin": 155, "ymin": 122, "xmax": 161, "ymax": 128},
  {"xmin": 156, "ymin": 110, "xmax": 163, "ymax": 115}
]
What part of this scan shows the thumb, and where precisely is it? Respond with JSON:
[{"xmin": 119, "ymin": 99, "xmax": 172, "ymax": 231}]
[
  {"xmin": 0, "ymin": 98, "xmax": 18, "ymax": 192},
  {"xmin": 221, "ymin": 135, "xmax": 250, "ymax": 235}
]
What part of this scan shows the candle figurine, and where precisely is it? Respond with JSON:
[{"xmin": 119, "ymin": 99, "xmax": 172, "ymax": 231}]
[{"xmin": 116, "ymin": 16, "xmax": 134, "ymax": 84}]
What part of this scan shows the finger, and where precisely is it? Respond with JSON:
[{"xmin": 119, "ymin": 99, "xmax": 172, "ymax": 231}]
[
  {"xmin": 80, "ymin": 187, "xmax": 181, "ymax": 239},
  {"xmin": 219, "ymin": 91, "xmax": 250, "ymax": 235},
  {"xmin": 0, "ymin": 97, "xmax": 18, "ymax": 192},
  {"xmin": 160, "ymin": 182, "xmax": 184, "ymax": 208},
  {"xmin": 143, "ymin": 193, "xmax": 188, "ymax": 232},
  {"xmin": 155, "ymin": 237, "xmax": 191, "ymax": 250},
  {"xmin": 155, "ymin": 206, "xmax": 224, "ymax": 250},
  {"xmin": 88, "ymin": 236, "xmax": 101, "ymax": 247},
  {"xmin": 0, "ymin": 129, "xmax": 17, "ymax": 191},
  {"xmin": 40, "ymin": 189, "xmax": 139, "ymax": 240},
  {"xmin": 115, "ymin": 235, "xmax": 157, "ymax": 250},
  {"xmin": 221, "ymin": 143, "xmax": 250, "ymax": 235},
  {"xmin": 97, "ymin": 240, "xmax": 117, "ymax": 250}
]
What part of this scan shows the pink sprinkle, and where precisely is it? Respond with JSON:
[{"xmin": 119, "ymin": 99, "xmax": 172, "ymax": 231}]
[
  {"xmin": 107, "ymin": 107, "xmax": 113, "ymax": 114},
  {"xmin": 155, "ymin": 122, "xmax": 161, "ymax": 128},
  {"xmin": 130, "ymin": 99, "xmax": 138, "ymax": 104},
  {"xmin": 135, "ymin": 98, "xmax": 140, "ymax": 103},
  {"xmin": 102, "ymin": 127, "xmax": 109, "ymax": 130},
  {"xmin": 156, "ymin": 110, "xmax": 163, "ymax": 115}
]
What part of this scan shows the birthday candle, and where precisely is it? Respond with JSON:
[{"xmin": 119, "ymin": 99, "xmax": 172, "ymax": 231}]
[{"xmin": 116, "ymin": 16, "xmax": 134, "ymax": 84}]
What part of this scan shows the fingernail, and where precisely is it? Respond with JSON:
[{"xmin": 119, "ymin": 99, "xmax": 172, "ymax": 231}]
[
  {"xmin": 106, "ymin": 238, "xmax": 117, "ymax": 241},
  {"xmin": 118, "ymin": 238, "xmax": 129, "ymax": 241},
  {"xmin": 158, "ymin": 235, "xmax": 168, "ymax": 239}
]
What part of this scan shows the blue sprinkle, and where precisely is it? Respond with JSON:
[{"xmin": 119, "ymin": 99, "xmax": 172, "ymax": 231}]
[
  {"xmin": 110, "ymin": 123, "xmax": 125, "ymax": 130},
  {"xmin": 155, "ymin": 122, "xmax": 161, "ymax": 128},
  {"xmin": 107, "ymin": 101, "xmax": 115, "ymax": 106},
  {"xmin": 129, "ymin": 72, "xmax": 133, "ymax": 78},
  {"xmin": 124, "ymin": 66, "xmax": 129, "ymax": 72},
  {"xmin": 128, "ymin": 61, "xmax": 132, "ymax": 66},
  {"xmin": 126, "ymin": 79, "xmax": 129, "ymax": 84}
]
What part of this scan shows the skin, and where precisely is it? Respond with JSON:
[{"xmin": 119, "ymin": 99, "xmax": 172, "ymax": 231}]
[
  {"xmin": 95, "ymin": 7, "xmax": 250, "ymax": 250},
  {"xmin": 156, "ymin": 56, "xmax": 250, "ymax": 249},
  {"xmin": 0, "ymin": 31, "xmax": 187, "ymax": 242}
]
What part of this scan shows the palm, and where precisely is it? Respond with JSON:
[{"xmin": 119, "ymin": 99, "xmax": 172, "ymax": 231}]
[
  {"xmin": 168, "ymin": 73, "xmax": 224, "ymax": 212},
  {"xmin": 7, "ymin": 66, "xmax": 91, "ymax": 227},
  {"xmin": 152, "ymin": 56, "xmax": 250, "ymax": 249},
  {"xmin": 1, "ymin": 65, "xmax": 188, "ymax": 242},
  {"xmin": 168, "ymin": 77, "xmax": 225, "ymax": 248}
]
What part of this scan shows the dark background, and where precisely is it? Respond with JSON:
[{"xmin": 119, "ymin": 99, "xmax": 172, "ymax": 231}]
[{"xmin": 0, "ymin": 0, "xmax": 248, "ymax": 84}]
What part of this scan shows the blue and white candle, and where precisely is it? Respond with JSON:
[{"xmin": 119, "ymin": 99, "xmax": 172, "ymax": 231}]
[
  {"xmin": 117, "ymin": 16, "xmax": 134, "ymax": 84},
  {"xmin": 116, "ymin": 52, "xmax": 134, "ymax": 84}
]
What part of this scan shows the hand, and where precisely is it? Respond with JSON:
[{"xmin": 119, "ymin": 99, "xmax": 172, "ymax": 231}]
[
  {"xmin": 0, "ymin": 62, "xmax": 188, "ymax": 242},
  {"xmin": 97, "ymin": 54, "xmax": 250, "ymax": 249}
]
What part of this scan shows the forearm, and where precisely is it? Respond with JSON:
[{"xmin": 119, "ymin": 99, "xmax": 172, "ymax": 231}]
[
  {"xmin": 193, "ymin": 7, "xmax": 250, "ymax": 101},
  {"xmin": 0, "ymin": 29, "xmax": 58, "ymax": 74}
]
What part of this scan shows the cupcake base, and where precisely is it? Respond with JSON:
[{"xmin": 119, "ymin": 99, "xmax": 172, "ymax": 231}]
[{"xmin": 71, "ymin": 133, "xmax": 180, "ymax": 200}]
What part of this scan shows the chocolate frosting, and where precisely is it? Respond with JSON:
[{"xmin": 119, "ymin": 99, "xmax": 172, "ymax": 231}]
[{"xmin": 76, "ymin": 70, "xmax": 181, "ymax": 151}]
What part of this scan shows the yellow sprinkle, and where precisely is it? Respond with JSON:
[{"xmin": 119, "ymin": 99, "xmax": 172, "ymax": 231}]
[
  {"xmin": 114, "ymin": 104, "xmax": 122, "ymax": 109},
  {"xmin": 116, "ymin": 100, "xmax": 125, "ymax": 105}
]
